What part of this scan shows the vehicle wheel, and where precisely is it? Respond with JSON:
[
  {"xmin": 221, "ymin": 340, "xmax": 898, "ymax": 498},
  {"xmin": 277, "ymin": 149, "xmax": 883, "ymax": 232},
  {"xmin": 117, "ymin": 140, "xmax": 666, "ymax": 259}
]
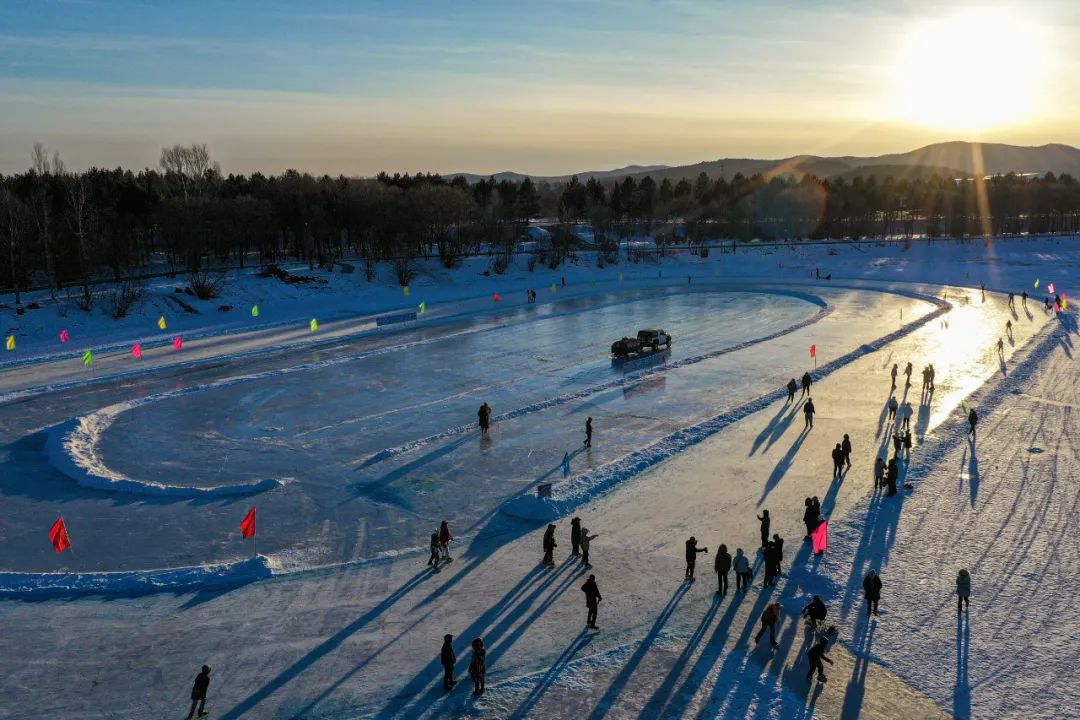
[
  {"xmin": 653, "ymin": 342, "xmax": 659, "ymax": 351},
  {"xmin": 666, "ymin": 339, "xmax": 671, "ymax": 348}
]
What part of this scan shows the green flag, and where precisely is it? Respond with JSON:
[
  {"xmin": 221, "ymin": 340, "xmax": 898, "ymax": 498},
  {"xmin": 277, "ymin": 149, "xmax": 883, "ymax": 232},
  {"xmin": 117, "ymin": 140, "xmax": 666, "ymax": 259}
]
[
  {"xmin": 418, "ymin": 301, "xmax": 426, "ymax": 313},
  {"xmin": 82, "ymin": 350, "xmax": 93, "ymax": 366},
  {"xmin": 251, "ymin": 304, "xmax": 260, "ymax": 318}
]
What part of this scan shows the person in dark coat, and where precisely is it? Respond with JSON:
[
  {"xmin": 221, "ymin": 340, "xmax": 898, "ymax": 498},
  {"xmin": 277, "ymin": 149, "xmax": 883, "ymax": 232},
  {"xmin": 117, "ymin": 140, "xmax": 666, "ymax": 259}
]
[
  {"xmin": 892, "ymin": 431, "xmax": 902, "ymax": 457},
  {"xmin": 803, "ymin": 497, "xmax": 817, "ymax": 539},
  {"xmin": 755, "ymin": 602, "xmax": 782, "ymax": 647},
  {"xmin": 862, "ymin": 570, "xmax": 882, "ymax": 616},
  {"xmin": 802, "ymin": 595, "xmax": 828, "ymax": 632},
  {"xmin": 685, "ymin": 536, "xmax": 708, "ymax": 580},
  {"xmin": 803, "ymin": 398, "xmax": 815, "ymax": 429},
  {"xmin": 469, "ymin": 638, "xmax": 486, "ymax": 695},
  {"xmin": 427, "ymin": 532, "xmax": 442, "ymax": 569},
  {"xmin": 584, "ymin": 417, "xmax": 593, "ymax": 448},
  {"xmin": 186, "ymin": 665, "xmax": 211, "ymax": 719},
  {"xmin": 874, "ymin": 456, "xmax": 886, "ymax": 488},
  {"xmin": 441, "ymin": 634, "xmax": 457, "ymax": 690},
  {"xmin": 582, "ymin": 574, "xmax": 602, "ymax": 629},
  {"xmin": 542, "ymin": 524, "xmax": 557, "ymax": 566},
  {"xmin": 841, "ymin": 434, "xmax": 852, "ymax": 469},
  {"xmin": 968, "ymin": 408, "xmax": 978, "ymax": 437},
  {"xmin": 902, "ymin": 430, "xmax": 912, "ymax": 459},
  {"xmin": 762, "ymin": 541, "xmax": 778, "ymax": 587},
  {"xmin": 956, "ymin": 569, "xmax": 971, "ymax": 613},
  {"xmin": 478, "ymin": 402, "xmax": 492, "ymax": 435},
  {"xmin": 570, "ymin": 517, "xmax": 582, "ymax": 556},
  {"xmin": 806, "ymin": 637, "xmax": 834, "ymax": 683},
  {"xmin": 903, "ymin": 362, "xmax": 913, "ymax": 387},
  {"xmin": 887, "ymin": 395, "xmax": 898, "ymax": 422},
  {"xmin": 757, "ymin": 510, "xmax": 770, "ymax": 548},
  {"xmin": 890, "ymin": 363, "xmax": 898, "ymax": 389},
  {"xmin": 714, "ymin": 544, "xmax": 731, "ymax": 594},
  {"xmin": 786, "ymin": 378, "xmax": 797, "ymax": 402},
  {"xmin": 772, "ymin": 534, "xmax": 785, "ymax": 575},
  {"xmin": 831, "ymin": 443, "xmax": 844, "ymax": 478},
  {"xmin": 439, "ymin": 520, "xmax": 453, "ymax": 561},
  {"xmin": 886, "ymin": 457, "xmax": 899, "ymax": 496},
  {"xmin": 801, "ymin": 371, "xmax": 813, "ymax": 397},
  {"xmin": 580, "ymin": 527, "xmax": 597, "ymax": 567}
]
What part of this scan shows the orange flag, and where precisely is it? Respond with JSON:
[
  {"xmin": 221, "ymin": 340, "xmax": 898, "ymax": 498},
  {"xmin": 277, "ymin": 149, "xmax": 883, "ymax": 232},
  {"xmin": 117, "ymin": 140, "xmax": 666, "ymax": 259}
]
[
  {"xmin": 810, "ymin": 344, "xmax": 817, "ymax": 358},
  {"xmin": 240, "ymin": 507, "xmax": 257, "ymax": 539},
  {"xmin": 49, "ymin": 517, "xmax": 71, "ymax": 553}
]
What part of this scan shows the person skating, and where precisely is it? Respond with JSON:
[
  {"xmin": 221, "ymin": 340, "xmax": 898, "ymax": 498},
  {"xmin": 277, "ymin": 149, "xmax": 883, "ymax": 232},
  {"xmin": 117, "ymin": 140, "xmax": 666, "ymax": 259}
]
[
  {"xmin": 968, "ymin": 408, "xmax": 978, "ymax": 437},
  {"xmin": 584, "ymin": 417, "xmax": 593, "ymax": 448},
  {"xmin": 478, "ymin": 402, "xmax": 492, "ymax": 435},
  {"xmin": 772, "ymin": 533, "xmax": 785, "ymax": 575},
  {"xmin": 842, "ymin": 434, "xmax": 852, "ymax": 469},
  {"xmin": 956, "ymin": 569, "xmax": 971, "ymax": 613},
  {"xmin": 441, "ymin": 635, "xmax": 457, "ymax": 691},
  {"xmin": 428, "ymin": 532, "xmax": 442, "ymax": 569},
  {"xmin": 715, "ymin": 544, "xmax": 731, "ymax": 594},
  {"xmin": 580, "ymin": 527, "xmax": 598, "ymax": 567},
  {"xmin": 185, "ymin": 665, "xmax": 211, "ymax": 719},
  {"xmin": 786, "ymin": 378, "xmax": 797, "ymax": 403},
  {"xmin": 469, "ymin": 638, "xmax": 486, "ymax": 695},
  {"xmin": 803, "ymin": 398, "xmax": 815, "ymax": 429},
  {"xmin": 755, "ymin": 602, "xmax": 782, "ymax": 647},
  {"xmin": 734, "ymin": 548, "xmax": 752, "ymax": 591},
  {"xmin": 802, "ymin": 595, "xmax": 828, "ymax": 632},
  {"xmin": 862, "ymin": 570, "xmax": 882, "ymax": 616},
  {"xmin": 570, "ymin": 517, "xmax": 582, "ymax": 557},
  {"xmin": 757, "ymin": 510, "xmax": 770, "ymax": 548},
  {"xmin": 685, "ymin": 536, "xmax": 708, "ymax": 580},
  {"xmin": 806, "ymin": 637, "xmax": 834, "ymax": 683},
  {"xmin": 801, "ymin": 371, "xmax": 813, "ymax": 397},
  {"xmin": 887, "ymin": 395, "xmax": 898, "ymax": 422},
  {"xmin": 886, "ymin": 457, "xmax": 899, "ymax": 496},
  {"xmin": 439, "ymin": 520, "xmax": 453, "ymax": 562},
  {"xmin": 874, "ymin": 456, "xmax": 886, "ymax": 489},
  {"xmin": 542, "ymin": 524, "xmax": 557, "ymax": 566},
  {"xmin": 831, "ymin": 443, "xmax": 844, "ymax": 479},
  {"xmin": 582, "ymin": 574, "xmax": 602, "ymax": 629}
]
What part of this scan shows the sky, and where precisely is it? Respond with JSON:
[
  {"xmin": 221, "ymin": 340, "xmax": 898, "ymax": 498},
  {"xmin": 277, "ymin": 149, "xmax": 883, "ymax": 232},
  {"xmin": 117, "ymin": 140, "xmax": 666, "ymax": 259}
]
[{"xmin": 1, "ymin": 0, "xmax": 1079, "ymax": 176}]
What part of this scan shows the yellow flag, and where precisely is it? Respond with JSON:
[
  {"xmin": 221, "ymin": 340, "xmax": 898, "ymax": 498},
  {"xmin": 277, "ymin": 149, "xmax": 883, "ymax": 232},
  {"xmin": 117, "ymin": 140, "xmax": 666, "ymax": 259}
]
[
  {"xmin": 618, "ymin": 273, "xmax": 624, "ymax": 282},
  {"xmin": 5, "ymin": 335, "xmax": 14, "ymax": 351},
  {"xmin": 157, "ymin": 316, "xmax": 167, "ymax": 330},
  {"xmin": 403, "ymin": 285, "xmax": 410, "ymax": 297},
  {"xmin": 310, "ymin": 318, "xmax": 319, "ymax": 331},
  {"xmin": 551, "ymin": 283, "xmax": 557, "ymax": 293}
]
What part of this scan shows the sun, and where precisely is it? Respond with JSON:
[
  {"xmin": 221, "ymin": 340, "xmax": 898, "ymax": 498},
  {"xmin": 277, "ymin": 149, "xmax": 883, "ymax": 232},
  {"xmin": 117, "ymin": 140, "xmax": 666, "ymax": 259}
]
[{"xmin": 888, "ymin": 8, "xmax": 1049, "ymax": 131}]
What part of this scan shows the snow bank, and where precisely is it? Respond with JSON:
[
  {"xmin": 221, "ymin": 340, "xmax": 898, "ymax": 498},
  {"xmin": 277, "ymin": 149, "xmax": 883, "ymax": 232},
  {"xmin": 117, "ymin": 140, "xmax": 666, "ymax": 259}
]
[
  {"xmin": 0, "ymin": 555, "xmax": 273, "ymax": 599},
  {"xmin": 504, "ymin": 287, "xmax": 950, "ymax": 521}
]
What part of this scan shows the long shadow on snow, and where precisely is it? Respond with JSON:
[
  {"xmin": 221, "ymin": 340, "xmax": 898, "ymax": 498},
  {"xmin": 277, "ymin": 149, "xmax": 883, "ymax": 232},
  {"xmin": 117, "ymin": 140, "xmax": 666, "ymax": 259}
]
[
  {"xmin": 507, "ymin": 629, "xmax": 596, "ymax": 720},
  {"xmin": 758, "ymin": 426, "xmax": 811, "ymax": 506}
]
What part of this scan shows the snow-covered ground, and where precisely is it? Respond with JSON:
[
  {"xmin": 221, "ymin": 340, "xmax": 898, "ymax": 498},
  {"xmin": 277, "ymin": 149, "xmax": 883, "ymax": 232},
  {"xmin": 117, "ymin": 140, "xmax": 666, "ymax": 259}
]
[{"xmin": 0, "ymin": 237, "xmax": 1077, "ymax": 719}]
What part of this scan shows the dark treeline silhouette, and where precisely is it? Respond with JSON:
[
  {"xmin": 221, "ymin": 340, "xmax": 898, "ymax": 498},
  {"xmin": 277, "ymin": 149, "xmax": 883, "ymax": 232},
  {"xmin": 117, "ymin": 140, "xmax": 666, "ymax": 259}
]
[{"xmin": 3, "ymin": 142, "xmax": 1080, "ymax": 303}]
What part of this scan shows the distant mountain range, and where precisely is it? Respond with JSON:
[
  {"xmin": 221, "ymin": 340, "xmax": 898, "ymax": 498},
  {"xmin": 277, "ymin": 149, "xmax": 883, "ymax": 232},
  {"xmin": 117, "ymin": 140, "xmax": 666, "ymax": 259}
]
[{"xmin": 448, "ymin": 141, "xmax": 1080, "ymax": 184}]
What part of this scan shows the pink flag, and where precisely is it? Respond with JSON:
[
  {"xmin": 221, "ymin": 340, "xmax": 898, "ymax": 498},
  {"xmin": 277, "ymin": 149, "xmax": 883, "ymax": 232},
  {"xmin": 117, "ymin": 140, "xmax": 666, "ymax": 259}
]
[
  {"xmin": 809, "ymin": 344, "xmax": 816, "ymax": 358},
  {"xmin": 811, "ymin": 520, "xmax": 828, "ymax": 554},
  {"xmin": 59, "ymin": 329, "xmax": 70, "ymax": 344},
  {"xmin": 173, "ymin": 337, "xmax": 183, "ymax": 351},
  {"xmin": 1048, "ymin": 282, "xmax": 1055, "ymax": 294},
  {"xmin": 132, "ymin": 343, "xmax": 142, "ymax": 359}
]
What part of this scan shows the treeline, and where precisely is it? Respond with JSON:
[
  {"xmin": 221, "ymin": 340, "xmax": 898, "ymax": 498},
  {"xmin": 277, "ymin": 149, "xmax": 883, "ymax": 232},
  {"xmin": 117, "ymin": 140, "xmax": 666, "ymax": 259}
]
[{"xmin": 3, "ymin": 142, "xmax": 1080, "ymax": 302}]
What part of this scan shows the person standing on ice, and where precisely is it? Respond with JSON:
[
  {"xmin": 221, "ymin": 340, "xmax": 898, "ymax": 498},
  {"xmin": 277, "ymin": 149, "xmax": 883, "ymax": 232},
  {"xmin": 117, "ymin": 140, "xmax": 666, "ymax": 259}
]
[
  {"xmin": 803, "ymin": 497, "xmax": 820, "ymax": 539},
  {"xmin": 800, "ymin": 371, "xmax": 813, "ymax": 398},
  {"xmin": 441, "ymin": 634, "xmax": 457, "ymax": 691},
  {"xmin": 831, "ymin": 443, "xmax": 844, "ymax": 479},
  {"xmin": 887, "ymin": 395, "xmax": 898, "ymax": 422},
  {"xmin": 570, "ymin": 517, "xmax": 582, "ymax": 557},
  {"xmin": 734, "ymin": 548, "xmax": 752, "ymax": 591},
  {"xmin": 901, "ymin": 400, "xmax": 913, "ymax": 430},
  {"xmin": 468, "ymin": 638, "xmax": 486, "ymax": 695},
  {"xmin": 890, "ymin": 363, "xmax": 898, "ymax": 389},
  {"xmin": 902, "ymin": 430, "xmax": 912, "ymax": 459},
  {"xmin": 874, "ymin": 456, "xmax": 886, "ymax": 488},
  {"xmin": 996, "ymin": 338, "xmax": 1005, "ymax": 358},
  {"xmin": 786, "ymin": 378, "xmax": 797, "ymax": 403},
  {"xmin": 842, "ymin": 434, "xmax": 852, "ymax": 469},
  {"xmin": 714, "ymin": 544, "xmax": 731, "ymax": 594},
  {"xmin": 428, "ymin": 532, "xmax": 442, "ymax": 569},
  {"xmin": 968, "ymin": 408, "xmax": 978, "ymax": 438},
  {"xmin": 1022, "ymin": 291, "xmax": 1028, "ymax": 307},
  {"xmin": 928, "ymin": 364, "xmax": 936, "ymax": 391},
  {"xmin": 772, "ymin": 534, "xmax": 785, "ymax": 574},
  {"xmin": 185, "ymin": 665, "xmax": 211, "ymax": 719},
  {"xmin": 903, "ymin": 362, "xmax": 913, "ymax": 387},
  {"xmin": 892, "ymin": 431, "xmax": 903, "ymax": 457},
  {"xmin": 438, "ymin": 520, "xmax": 453, "ymax": 562},
  {"xmin": 757, "ymin": 510, "xmax": 771, "ymax": 548},
  {"xmin": 542, "ymin": 524, "xmax": 557, "ymax": 566},
  {"xmin": 478, "ymin": 402, "xmax": 492, "ymax": 435},
  {"xmin": 806, "ymin": 637, "xmax": 834, "ymax": 683},
  {"xmin": 582, "ymin": 574, "xmax": 602, "ymax": 629},
  {"xmin": 762, "ymin": 541, "xmax": 778, "ymax": 587},
  {"xmin": 803, "ymin": 398, "xmax": 816, "ymax": 429},
  {"xmin": 956, "ymin": 569, "xmax": 971, "ymax": 613},
  {"xmin": 1008, "ymin": 292, "xmax": 1015, "ymax": 309},
  {"xmin": 685, "ymin": 536, "xmax": 708, "ymax": 580},
  {"xmin": 862, "ymin": 570, "xmax": 882, "ymax": 616},
  {"xmin": 802, "ymin": 595, "xmax": 828, "ymax": 632},
  {"xmin": 584, "ymin": 417, "xmax": 593, "ymax": 448},
  {"xmin": 886, "ymin": 457, "xmax": 899, "ymax": 496},
  {"xmin": 755, "ymin": 602, "xmax": 782, "ymax": 647},
  {"xmin": 580, "ymin": 527, "xmax": 597, "ymax": 567}
]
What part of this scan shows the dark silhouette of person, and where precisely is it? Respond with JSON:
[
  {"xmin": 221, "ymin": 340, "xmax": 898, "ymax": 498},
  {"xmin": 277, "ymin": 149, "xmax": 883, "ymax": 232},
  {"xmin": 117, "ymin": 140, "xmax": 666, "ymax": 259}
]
[
  {"xmin": 580, "ymin": 527, "xmax": 597, "ymax": 567},
  {"xmin": 890, "ymin": 363, "xmax": 898, "ymax": 389},
  {"xmin": 478, "ymin": 402, "xmax": 492, "ymax": 434},
  {"xmin": 427, "ymin": 532, "xmax": 441, "ymax": 569},
  {"xmin": 806, "ymin": 637, "xmax": 834, "ymax": 682},
  {"xmin": 757, "ymin": 510, "xmax": 770, "ymax": 548},
  {"xmin": 685, "ymin": 536, "xmax": 708, "ymax": 580},
  {"xmin": 874, "ymin": 456, "xmax": 886, "ymax": 488},
  {"xmin": 570, "ymin": 517, "xmax": 582, "ymax": 556},
  {"xmin": 801, "ymin": 371, "xmax": 813, "ymax": 397},
  {"xmin": 904, "ymin": 362, "xmax": 913, "ymax": 387},
  {"xmin": 714, "ymin": 544, "xmax": 731, "ymax": 594},
  {"xmin": 772, "ymin": 533, "xmax": 785, "ymax": 574},
  {"xmin": 803, "ymin": 497, "xmax": 818, "ymax": 539},
  {"xmin": 886, "ymin": 457, "xmax": 899, "ymax": 496},
  {"xmin": 968, "ymin": 408, "xmax": 978, "ymax": 437},
  {"xmin": 584, "ymin": 417, "xmax": 593, "ymax": 448},
  {"xmin": 469, "ymin": 638, "xmax": 486, "ymax": 695},
  {"xmin": 803, "ymin": 398, "xmax": 816, "ymax": 429},
  {"xmin": 755, "ymin": 602, "xmax": 782, "ymax": 647},
  {"xmin": 802, "ymin": 595, "xmax": 828, "ymax": 631},
  {"xmin": 887, "ymin": 395, "xmax": 898, "ymax": 422},
  {"xmin": 186, "ymin": 665, "xmax": 211, "ymax": 719},
  {"xmin": 762, "ymin": 541, "xmax": 777, "ymax": 587},
  {"xmin": 441, "ymin": 635, "xmax": 457, "ymax": 690},
  {"xmin": 1021, "ymin": 291, "xmax": 1028, "ymax": 307},
  {"xmin": 842, "ymin": 434, "xmax": 852, "ymax": 468},
  {"xmin": 956, "ymin": 569, "xmax": 971, "ymax": 613},
  {"xmin": 863, "ymin": 571, "xmax": 882, "ymax": 616},
  {"xmin": 582, "ymin": 574, "xmax": 602, "ymax": 629},
  {"xmin": 542, "ymin": 524, "xmax": 557, "ymax": 566},
  {"xmin": 786, "ymin": 378, "xmax": 797, "ymax": 402},
  {"xmin": 831, "ymin": 443, "xmax": 844, "ymax": 478}
]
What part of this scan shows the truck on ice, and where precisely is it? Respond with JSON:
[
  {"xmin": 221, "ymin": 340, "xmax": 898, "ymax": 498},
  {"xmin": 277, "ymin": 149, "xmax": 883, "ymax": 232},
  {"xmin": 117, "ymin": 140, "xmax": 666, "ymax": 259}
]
[{"xmin": 611, "ymin": 329, "xmax": 672, "ymax": 358}]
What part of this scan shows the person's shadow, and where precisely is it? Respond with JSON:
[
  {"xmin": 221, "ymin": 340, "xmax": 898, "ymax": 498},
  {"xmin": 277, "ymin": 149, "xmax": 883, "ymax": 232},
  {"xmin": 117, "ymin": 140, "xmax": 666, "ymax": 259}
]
[{"xmin": 954, "ymin": 612, "xmax": 972, "ymax": 719}]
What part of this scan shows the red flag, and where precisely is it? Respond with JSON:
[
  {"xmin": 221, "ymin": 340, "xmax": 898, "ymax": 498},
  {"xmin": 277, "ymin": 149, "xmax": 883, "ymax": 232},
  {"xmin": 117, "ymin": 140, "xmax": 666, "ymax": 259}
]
[
  {"xmin": 49, "ymin": 517, "xmax": 71, "ymax": 553},
  {"xmin": 810, "ymin": 344, "xmax": 817, "ymax": 358},
  {"xmin": 240, "ymin": 507, "xmax": 257, "ymax": 539},
  {"xmin": 811, "ymin": 520, "xmax": 828, "ymax": 554}
]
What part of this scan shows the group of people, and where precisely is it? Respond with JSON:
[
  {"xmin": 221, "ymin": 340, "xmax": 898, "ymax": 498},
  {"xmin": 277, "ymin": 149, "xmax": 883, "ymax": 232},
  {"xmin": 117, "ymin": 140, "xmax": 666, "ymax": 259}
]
[
  {"xmin": 441, "ymin": 635, "xmax": 488, "ymax": 695},
  {"xmin": 427, "ymin": 520, "xmax": 453, "ymax": 569},
  {"xmin": 830, "ymin": 435, "xmax": 852, "ymax": 478}
]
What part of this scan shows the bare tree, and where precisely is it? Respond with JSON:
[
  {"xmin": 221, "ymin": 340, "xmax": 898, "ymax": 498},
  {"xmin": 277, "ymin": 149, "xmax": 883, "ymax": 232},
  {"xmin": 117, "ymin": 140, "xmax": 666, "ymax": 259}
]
[
  {"xmin": 64, "ymin": 174, "xmax": 95, "ymax": 308},
  {"xmin": 159, "ymin": 143, "xmax": 219, "ymax": 200},
  {"xmin": 30, "ymin": 143, "xmax": 59, "ymax": 295},
  {"xmin": 0, "ymin": 190, "xmax": 30, "ymax": 304}
]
